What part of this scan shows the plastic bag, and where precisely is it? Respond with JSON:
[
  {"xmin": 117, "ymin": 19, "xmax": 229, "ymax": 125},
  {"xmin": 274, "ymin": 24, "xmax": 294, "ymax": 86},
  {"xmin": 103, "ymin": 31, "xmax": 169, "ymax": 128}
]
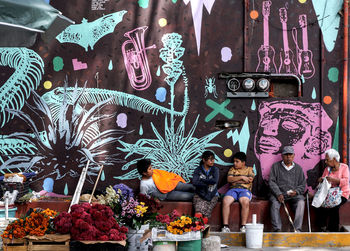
[
  {"xmin": 312, "ymin": 178, "xmax": 331, "ymax": 208},
  {"xmin": 321, "ymin": 187, "xmax": 342, "ymax": 208}
]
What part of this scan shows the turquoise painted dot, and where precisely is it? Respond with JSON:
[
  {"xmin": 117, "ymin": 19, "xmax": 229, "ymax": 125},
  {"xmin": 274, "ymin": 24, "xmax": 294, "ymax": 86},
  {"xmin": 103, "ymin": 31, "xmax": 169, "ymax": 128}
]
[
  {"xmin": 139, "ymin": 124, "xmax": 143, "ymax": 135},
  {"xmin": 64, "ymin": 183, "xmax": 68, "ymax": 195},
  {"xmin": 253, "ymin": 164, "xmax": 257, "ymax": 175},
  {"xmin": 328, "ymin": 67, "xmax": 339, "ymax": 83},
  {"xmin": 138, "ymin": 0, "xmax": 149, "ymax": 8},
  {"xmin": 156, "ymin": 66, "xmax": 161, "ymax": 76},
  {"xmin": 311, "ymin": 87, "xmax": 316, "ymax": 99},
  {"xmin": 172, "ymin": 0, "xmax": 178, "ymax": 3},
  {"xmin": 251, "ymin": 100, "xmax": 256, "ymax": 110},
  {"xmin": 301, "ymin": 75, "xmax": 305, "ymax": 84},
  {"xmin": 108, "ymin": 60, "xmax": 113, "ymax": 70},
  {"xmin": 101, "ymin": 170, "xmax": 105, "ymax": 181}
]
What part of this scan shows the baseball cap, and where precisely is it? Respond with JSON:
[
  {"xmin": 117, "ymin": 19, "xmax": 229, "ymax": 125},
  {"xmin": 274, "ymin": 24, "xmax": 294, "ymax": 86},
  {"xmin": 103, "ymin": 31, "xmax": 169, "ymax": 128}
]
[{"xmin": 282, "ymin": 146, "xmax": 294, "ymax": 155}]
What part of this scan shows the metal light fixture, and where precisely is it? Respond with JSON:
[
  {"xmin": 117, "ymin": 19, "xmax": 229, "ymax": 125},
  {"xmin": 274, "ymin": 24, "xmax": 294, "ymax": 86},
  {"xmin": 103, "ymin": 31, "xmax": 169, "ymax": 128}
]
[
  {"xmin": 227, "ymin": 78, "xmax": 240, "ymax": 92},
  {"xmin": 256, "ymin": 78, "xmax": 270, "ymax": 91},
  {"xmin": 219, "ymin": 72, "xmax": 302, "ymax": 98},
  {"xmin": 242, "ymin": 78, "xmax": 255, "ymax": 91}
]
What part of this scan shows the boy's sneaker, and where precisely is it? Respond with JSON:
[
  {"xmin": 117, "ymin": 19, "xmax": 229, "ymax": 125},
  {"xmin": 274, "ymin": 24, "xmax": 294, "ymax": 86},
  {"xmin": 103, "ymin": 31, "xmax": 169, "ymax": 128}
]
[
  {"xmin": 221, "ymin": 226, "xmax": 230, "ymax": 232},
  {"xmin": 240, "ymin": 225, "xmax": 246, "ymax": 233}
]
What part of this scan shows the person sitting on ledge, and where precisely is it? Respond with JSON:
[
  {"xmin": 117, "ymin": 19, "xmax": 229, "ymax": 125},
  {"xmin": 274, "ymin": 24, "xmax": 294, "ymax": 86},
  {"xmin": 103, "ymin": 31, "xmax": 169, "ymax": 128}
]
[
  {"xmin": 315, "ymin": 149, "xmax": 349, "ymax": 232},
  {"xmin": 269, "ymin": 146, "xmax": 306, "ymax": 232},
  {"xmin": 221, "ymin": 152, "xmax": 255, "ymax": 233},
  {"xmin": 192, "ymin": 150, "xmax": 219, "ymax": 220},
  {"xmin": 137, "ymin": 159, "xmax": 194, "ymax": 201}
]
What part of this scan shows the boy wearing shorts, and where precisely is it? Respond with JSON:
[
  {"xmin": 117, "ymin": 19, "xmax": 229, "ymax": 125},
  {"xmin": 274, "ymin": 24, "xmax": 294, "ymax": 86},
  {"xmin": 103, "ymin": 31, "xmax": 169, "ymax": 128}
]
[{"xmin": 221, "ymin": 152, "xmax": 255, "ymax": 232}]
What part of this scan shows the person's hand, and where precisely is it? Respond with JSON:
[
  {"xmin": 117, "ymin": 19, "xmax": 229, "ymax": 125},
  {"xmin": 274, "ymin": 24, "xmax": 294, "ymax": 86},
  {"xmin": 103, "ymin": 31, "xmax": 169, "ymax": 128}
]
[
  {"xmin": 318, "ymin": 177, "xmax": 324, "ymax": 183},
  {"xmin": 288, "ymin": 191, "xmax": 297, "ymax": 197},
  {"xmin": 278, "ymin": 194, "xmax": 284, "ymax": 203},
  {"xmin": 248, "ymin": 177, "xmax": 254, "ymax": 182},
  {"xmin": 242, "ymin": 176, "xmax": 250, "ymax": 183},
  {"xmin": 326, "ymin": 176, "xmax": 340, "ymax": 185}
]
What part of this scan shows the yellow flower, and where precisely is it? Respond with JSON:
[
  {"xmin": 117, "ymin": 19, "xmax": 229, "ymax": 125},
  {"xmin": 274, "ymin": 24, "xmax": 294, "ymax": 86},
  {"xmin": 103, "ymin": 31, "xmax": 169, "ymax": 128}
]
[
  {"xmin": 179, "ymin": 230, "xmax": 183, "ymax": 235},
  {"xmin": 180, "ymin": 216, "xmax": 186, "ymax": 220}
]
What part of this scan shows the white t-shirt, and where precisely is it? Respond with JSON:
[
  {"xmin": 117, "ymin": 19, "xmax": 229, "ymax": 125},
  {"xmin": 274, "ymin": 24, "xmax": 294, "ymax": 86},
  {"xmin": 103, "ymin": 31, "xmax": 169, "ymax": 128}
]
[{"xmin": 140, "ymin": 177, "xmax": 157, "ymax": 196}]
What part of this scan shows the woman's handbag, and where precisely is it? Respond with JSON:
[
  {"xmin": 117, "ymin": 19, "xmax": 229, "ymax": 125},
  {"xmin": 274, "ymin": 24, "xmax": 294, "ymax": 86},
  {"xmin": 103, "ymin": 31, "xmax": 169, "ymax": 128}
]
[
  {"xmin": 312, "ymin": 178, "xmax": 331, "ymax": 208},
  {"xmin": 321, "ymin": 187, "xmax": 342, "ymax": 208}
]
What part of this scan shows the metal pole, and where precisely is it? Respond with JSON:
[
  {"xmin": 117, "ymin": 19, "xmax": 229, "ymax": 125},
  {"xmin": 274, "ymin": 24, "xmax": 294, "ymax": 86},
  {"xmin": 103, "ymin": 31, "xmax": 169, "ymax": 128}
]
[
  {"xmin": 89, "ymin": 165, "xmax": 104, "ymax": 204},
  {"xmin": 306, "ymin": 191, "xmax": 311, "ymax": 232},
  {"xmin": 68, "ymin": 160, "xmax": 90, "ymax": 213}
]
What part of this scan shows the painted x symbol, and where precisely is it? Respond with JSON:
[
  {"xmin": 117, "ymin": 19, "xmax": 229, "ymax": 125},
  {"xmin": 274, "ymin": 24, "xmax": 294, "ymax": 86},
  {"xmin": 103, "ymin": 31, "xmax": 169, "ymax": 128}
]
[{"xmin": 205, "ymin": 99, "xmax": 233, "ymax": 122}]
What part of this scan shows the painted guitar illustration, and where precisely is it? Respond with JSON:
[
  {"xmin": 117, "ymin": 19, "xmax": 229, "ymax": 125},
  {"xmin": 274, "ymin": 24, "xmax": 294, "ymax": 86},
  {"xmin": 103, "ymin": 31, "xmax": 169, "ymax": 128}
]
[
  {"xmin": 297, "ymin": 14, "xmax": 315, "ymax": 79},
  {"xmin": 278, "ymin": 8, "xmax": 297, "ymax": 75},
  {"xmin": 256, "ymin": 0, "xmax": 277, "ymax": 73}
]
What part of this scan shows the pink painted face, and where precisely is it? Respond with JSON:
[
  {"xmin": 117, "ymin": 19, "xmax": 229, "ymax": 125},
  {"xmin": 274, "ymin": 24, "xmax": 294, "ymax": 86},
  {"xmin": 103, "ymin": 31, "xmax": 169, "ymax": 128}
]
[{"xmin": 254, "ymin": 101, "xmax": 333, "ymax": 181}]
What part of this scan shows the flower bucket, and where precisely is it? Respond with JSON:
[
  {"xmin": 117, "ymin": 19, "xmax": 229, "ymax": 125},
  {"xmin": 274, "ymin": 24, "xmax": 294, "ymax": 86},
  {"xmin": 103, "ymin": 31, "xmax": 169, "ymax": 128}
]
[
  {"xmin": 0, "ymin": 207, "xmax": 17, "ymax": 218},
  {"xmin": 127, "ymin": 225, "xmax": 150, "ymax": 251},
  {"xmin": 177, "ymin": 238, "xmax": 202, "ymax": 251},
  {"xmin": 153, "ymin": 241, "xmax": 176, "ymax": 251}
]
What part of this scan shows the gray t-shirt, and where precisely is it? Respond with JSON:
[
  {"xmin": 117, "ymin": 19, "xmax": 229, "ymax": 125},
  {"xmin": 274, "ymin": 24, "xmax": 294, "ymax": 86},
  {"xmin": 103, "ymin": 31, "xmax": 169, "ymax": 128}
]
[{"xmin": 140, "ymin": 177, "xmax": 167, "ymax": 200}]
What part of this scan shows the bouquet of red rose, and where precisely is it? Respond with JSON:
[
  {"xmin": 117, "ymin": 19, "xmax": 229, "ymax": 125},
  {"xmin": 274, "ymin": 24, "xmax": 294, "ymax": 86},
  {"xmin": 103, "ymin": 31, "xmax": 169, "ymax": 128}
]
[
  {"xmin": 54, "ymin": 203, "xmax": 128, "ymax": 241},
  {"xmin": 151, "ymin": 209, "xmax": 181, "ymax": 228}
]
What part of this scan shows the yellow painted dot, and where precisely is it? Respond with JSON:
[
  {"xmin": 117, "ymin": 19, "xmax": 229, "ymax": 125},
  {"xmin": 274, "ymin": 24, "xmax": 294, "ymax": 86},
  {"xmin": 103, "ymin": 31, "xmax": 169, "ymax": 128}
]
[
  {"xmin": 298, "ymin": 0, "xmax": 307, "ymax": 3},
  {"xmin": 250, "ymin": 10, "xmax": 259, "ymax": 20},
  {"xmin": 323, "ymin": 96, "xmax": 332, "ymax": 104},
  {"xmin": 158, "ymin": 18, "xmax": 167, "ymax": 27},
  {"xmin": 224, "ymin": 149, "xmax": 233, "ymax": 158},
  {"xmin": 43, "ymin": 81, "xmax": 52, "ymax": 89}
]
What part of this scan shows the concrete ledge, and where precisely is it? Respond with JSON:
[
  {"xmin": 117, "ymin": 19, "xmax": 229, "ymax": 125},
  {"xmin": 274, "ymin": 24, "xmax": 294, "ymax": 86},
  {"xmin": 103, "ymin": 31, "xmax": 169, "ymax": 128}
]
[
  {"xmin": 15, "ymin": 199, "xmax": 350, "ymax": 232},
  {"xmin": 212, "ymin": 232, "xmax": 350, "ymax": 247}
]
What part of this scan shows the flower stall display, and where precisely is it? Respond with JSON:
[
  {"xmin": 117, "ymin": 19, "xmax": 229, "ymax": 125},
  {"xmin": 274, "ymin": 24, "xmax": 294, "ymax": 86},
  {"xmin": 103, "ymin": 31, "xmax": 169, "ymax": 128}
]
[
  {"xmin": 151, "ymin": 213, "xmax": 205, "ymax": 243},
  {"xmin": 151, "ymin": 209, "xmax": 180, "ymax": 228},
  {"xmin": 98, "ymin": 184, "xmax": 152, "ymax": 230},
  {"xmin": 1, "ymin": 208, "xmax": 58, "ymax": 240},
  {"xmin": 54, "ymin": 203, "xmax": 128, "ymax": 241},
  {"xmin": 98, "ymin": 184, "xmax": 156, "ymax": 251}
]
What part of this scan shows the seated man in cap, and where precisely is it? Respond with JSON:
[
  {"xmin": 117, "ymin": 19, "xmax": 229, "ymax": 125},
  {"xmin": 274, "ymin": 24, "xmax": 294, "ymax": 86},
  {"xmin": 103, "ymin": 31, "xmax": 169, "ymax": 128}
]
[{"xmin": 269, "ymin": 146, "xmax": 306, "ymax": 232}]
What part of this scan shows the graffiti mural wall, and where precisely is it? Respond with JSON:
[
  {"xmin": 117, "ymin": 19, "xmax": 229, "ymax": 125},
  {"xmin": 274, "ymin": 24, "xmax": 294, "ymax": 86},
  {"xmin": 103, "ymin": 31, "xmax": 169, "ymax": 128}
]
[{"xmin": 0, "ymin": 0, "xmax": 343, "ymax": 196}]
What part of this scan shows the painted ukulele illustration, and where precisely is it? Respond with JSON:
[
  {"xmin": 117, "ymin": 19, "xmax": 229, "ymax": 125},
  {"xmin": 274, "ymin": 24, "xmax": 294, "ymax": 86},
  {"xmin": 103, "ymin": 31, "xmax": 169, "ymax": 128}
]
[
  {"xmin": 278, "ymin": 7, "xmax": 297, "ymax": 75},
  {"xmin": 297, "ymin": 14, "xmax": 315, "ymax": 79},
  {"xmin": 256, "ymin": 0, "xmax": 277, "ymax": 73}
]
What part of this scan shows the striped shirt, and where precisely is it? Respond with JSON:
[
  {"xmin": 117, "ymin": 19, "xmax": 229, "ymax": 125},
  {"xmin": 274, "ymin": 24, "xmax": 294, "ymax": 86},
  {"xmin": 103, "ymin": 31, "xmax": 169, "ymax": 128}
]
[{"xmin": 228, "ymin": 166, "xmax": 255, "ymax": 190}]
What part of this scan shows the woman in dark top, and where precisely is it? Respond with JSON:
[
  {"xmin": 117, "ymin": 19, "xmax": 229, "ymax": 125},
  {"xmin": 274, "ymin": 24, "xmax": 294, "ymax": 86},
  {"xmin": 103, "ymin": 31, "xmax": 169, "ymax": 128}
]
[{"xmin": 192, "ymin": 151, "xmax": 220, "ymax": 218}]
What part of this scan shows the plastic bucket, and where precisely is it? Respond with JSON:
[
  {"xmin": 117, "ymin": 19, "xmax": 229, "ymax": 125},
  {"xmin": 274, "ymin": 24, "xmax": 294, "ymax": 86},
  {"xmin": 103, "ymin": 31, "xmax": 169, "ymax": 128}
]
[
  {"xmin": 178, "ymin": 239, "xmax": 202, "ymax": 251},
  {"xmin": 153, "ymin": 241, "xmax": 176, "ymax": 251},
  {"xmin": 0, "ymin": 207, "xmax": 17, "ymax": 218},
  {"xmin": 127, "ymin": 226, "xmax": 150, "ymax": 251},
  {"xmin": 245, "ymin": 223, "xmax": 264, "ymax": 248}
]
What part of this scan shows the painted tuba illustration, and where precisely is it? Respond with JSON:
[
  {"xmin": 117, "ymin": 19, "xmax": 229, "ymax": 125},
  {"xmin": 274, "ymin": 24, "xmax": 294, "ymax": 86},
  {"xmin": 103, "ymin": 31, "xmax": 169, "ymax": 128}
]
[{"xmin": 122, "ymin": 26, "xmax": 156, "ymax": 90}]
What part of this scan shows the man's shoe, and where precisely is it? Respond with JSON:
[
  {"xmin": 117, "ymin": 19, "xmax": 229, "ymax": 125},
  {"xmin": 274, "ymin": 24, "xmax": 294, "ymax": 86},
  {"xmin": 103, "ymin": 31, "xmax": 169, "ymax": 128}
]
[
  {"xmin": 273, "ymin": 229, "xmax": 281, "ymax": 232},
  {"xmin": 240, "ymin": 225, "xmax": 246, "ymax": 233},
  {"xmin": 221, "ymin": 226, "xmax": 230, "ymax": 232}
]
